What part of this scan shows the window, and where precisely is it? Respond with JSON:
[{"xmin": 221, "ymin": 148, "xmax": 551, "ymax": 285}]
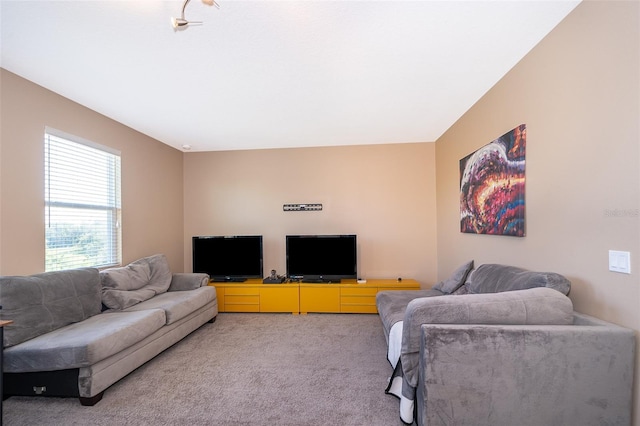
[{"xmin": 44, "ymin": 128, "xmax": 121, "ymax": 271}]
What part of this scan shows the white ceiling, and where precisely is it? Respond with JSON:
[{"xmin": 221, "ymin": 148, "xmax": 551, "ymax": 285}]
[{"xmin": 0, "ymin": 0, "xmax": 580, "ymax": 152}]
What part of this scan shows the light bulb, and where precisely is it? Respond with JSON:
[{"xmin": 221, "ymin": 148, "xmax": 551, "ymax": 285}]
[
  {"xmin": 202, "ymin": 0, "xmax": 220, "ymax": 8},
  {"xmin": 171, "ymin": 17, "xmax": 189, "ymax": 28}
]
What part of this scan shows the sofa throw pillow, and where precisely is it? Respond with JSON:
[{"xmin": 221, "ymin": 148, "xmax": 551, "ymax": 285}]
[
  {"xmin": 145, "ymin": 254, "xmax": 173, "ymax": 293},
  {"xmin": 101, "ymin": 261, "xmax": 151, "ymax": 291},
  {"xmin": 432, "ymin": 260, "xmax": 474, "ymax": 294},
  {"xmin": 168, "ymin": 273, "xmax": 209, "ymax": 291},
  {"xmin": 465, "ymin": 264, "xmax": 571, "ymax": 295},
  {"xmin": 0, "ymin": 268, "xmax": 102, "ymax": 348},
  {"xmin": 101, "ymin": 254, "xmax": 173, "ymax": 310}
]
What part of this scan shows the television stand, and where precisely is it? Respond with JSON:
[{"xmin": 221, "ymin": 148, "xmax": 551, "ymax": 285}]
[
  {"xmin": 209, "ymin": 279, "xmax": 421, "ymax": 314},
  {"xmin": 209, "ymin": 279, "xmax": 300, "ymax": 314},
  {"xmin": 301, "ymin": 278, "xmax": 341, "ymax": 284},
  {"xmin": 299, "ymin": 279, "xmax": 421, "ymax": 314}
]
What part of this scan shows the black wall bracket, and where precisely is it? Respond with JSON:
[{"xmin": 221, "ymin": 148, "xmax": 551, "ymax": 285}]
[{"xmin": 283, "ymin": 203, "xmax": 323, "ymax": 211}]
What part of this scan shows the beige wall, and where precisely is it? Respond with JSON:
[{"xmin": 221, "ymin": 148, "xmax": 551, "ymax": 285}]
[
  {"xmin": 183, "ymin": 143, "xmax": 437, "ymax": 286},
  {"xmin": 435, "ymin": 0, "xmax": 640, "ymax": 421},
  {"xmin": 0, "ymin": 68, "xmax": 438, "ymax": 284},
  {"xmin": 0, "ymin": 69, "xmax": 185, "ymax": 274}
]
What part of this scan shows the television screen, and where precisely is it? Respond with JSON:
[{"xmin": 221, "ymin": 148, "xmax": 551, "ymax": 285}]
[
  {"xmin": 192, "ymin": 235, "xmax": 263, "ymax": 282},
  {"xmin": 286, "ymin": 234, "xmax": 357, "ymax": 283}
]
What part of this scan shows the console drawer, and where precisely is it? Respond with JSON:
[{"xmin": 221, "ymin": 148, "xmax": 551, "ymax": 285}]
[
  {"xmin": 300, "ymin": 286, "xmax": 340, "ymax": 313},
  {"xmin": 341, "ymin": 303, "xmax": 378, "ymax": 314},
  {"xmin": 225, "ymin": 287, "xmax": 260, "ymax": 296},
  {"xmin": 225, "ymin": 303, "xmax": 260, "ymax": 313},
  {"xmin": 340, "ymin": 287, "xmax": 377, "ymax": 297},
  {"xmin": 224, "ymin": 294, "xmax": 260, "ymax": 313},
  {"xmin": 261, "ymin": 286, "xmax": 299, "ymax": 313}
]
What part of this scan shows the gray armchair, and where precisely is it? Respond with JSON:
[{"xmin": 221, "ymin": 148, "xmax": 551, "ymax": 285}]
[
  {"xmin": 416, "ymin": 312, "xmax": 635, "ymax": 426},
  {"xmin": 378, "ymin": 263, "xmax": 634, "ymax": 425}
]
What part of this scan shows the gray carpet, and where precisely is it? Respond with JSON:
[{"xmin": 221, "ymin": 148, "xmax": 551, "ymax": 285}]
[{"xmin": 3, "ymin": 313, "xmax": 405, "ymax": 425}]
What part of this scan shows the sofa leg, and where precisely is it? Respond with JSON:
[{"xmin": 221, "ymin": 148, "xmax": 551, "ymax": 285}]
[
  {"xmin": 208, "ymin": 316, "xmax": 217, "ymax": 324},
  {"xmin": 79, "ymin": 392, "xmax": 104, "ymax": 406}
]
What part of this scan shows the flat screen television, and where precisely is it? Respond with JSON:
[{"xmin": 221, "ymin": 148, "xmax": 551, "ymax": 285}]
[
  {"xmin": 286, "ymin": 234, "xmax": 357, "ymax": 283},
  {"xmin": 192, "ymin": 235, "xmax": 263, "ymax": 282}
]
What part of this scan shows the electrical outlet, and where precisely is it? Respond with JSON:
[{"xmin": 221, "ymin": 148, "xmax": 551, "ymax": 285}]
[{"xmin": 609, "ymin": 250, "xmax": 631, "ymax": 274}]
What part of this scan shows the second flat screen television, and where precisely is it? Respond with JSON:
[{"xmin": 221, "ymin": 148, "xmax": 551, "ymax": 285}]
[{"xmin": 286, "ymin": 234, "xmax": 357, "ymax": 283}]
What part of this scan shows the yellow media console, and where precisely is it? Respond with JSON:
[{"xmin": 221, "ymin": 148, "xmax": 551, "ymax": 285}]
[{"xmin": 210, "ymin": 279, "xmax": 421, "ymax": 314}]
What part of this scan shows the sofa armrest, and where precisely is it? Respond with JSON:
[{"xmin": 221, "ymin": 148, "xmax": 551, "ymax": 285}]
[
  {"xmin": 417, "ymin": 322, "xmax": 635, "ymax": 426},
  {"xmin": 400, "ymin": 287, "xmax": 573, "ymax": 388},
  {"xmin": 168, "ymin": 273, "xmax": 209, "ymax": 291}
]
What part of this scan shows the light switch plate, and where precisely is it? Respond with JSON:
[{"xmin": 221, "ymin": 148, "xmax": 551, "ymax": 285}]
[{"xmin": 609, "ymin": 250, "xmax": 631, "ymax": 274}]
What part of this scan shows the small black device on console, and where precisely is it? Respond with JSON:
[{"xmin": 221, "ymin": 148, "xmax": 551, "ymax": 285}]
[{"xmin": 263, "ymin": 269, "xmax": 286, "ymax": 284}]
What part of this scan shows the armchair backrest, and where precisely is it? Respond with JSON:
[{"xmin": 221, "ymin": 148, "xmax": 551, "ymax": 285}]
[{"xmin": 464, "ymin": 263, "xmax": 571, "ymax": 295}]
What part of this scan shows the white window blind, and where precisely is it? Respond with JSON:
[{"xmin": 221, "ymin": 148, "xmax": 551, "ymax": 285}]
[{"xmin": 44, "ymin": 129, "xmax": 121, "ymax": 271}]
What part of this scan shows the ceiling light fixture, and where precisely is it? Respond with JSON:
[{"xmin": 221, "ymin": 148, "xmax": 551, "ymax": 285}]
[{"xmin": 171, "ymin": 0, "xmax": 219, "ymax": 30}]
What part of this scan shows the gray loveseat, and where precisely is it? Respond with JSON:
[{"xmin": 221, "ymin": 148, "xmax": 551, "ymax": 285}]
[
  {"xmin": 376, "ymin": 262, "xmax": 635, "ymax": 425},
  {"xmin": 1, "ymin": 254, "xmax": 217, "ymax": 406}
]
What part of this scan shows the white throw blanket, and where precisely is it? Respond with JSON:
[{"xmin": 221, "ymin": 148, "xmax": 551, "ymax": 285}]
[{"xmin": 386, "ymin": 321, "xmax": 415, "ymax": 424}]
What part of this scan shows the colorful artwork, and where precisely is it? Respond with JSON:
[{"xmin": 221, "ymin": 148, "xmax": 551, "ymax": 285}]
[{"xmin": 460, "ymin": 124, "xmax": 526, "ymax": 237}]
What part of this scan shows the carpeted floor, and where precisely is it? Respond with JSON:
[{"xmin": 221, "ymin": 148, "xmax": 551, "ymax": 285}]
[{"xmin": 3, "ymin": 313, "xmax": 405, "ymax": 425}]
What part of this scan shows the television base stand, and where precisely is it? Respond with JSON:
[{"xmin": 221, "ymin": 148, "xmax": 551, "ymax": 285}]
[{"xmin": 210, "ymin": 277, "xmax": 247, "ymax": 283}]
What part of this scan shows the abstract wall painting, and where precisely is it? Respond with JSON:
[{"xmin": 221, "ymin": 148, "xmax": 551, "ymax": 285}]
[{"xmin": 460, "ymin": 124, "xmax": 526, "ymax": 237}]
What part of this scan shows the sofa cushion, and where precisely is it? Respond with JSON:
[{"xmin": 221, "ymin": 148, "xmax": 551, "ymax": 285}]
[
  {"xmin": 3, "ymin": 309, "xmax": 166, "ymax": 372},
  {"xmin": 432, "ymin": 260, "xmax": 474, "ymax": 294},
  {"xmin": 123, "ymin": 286, "xmax": 216, "ymax": 325},
  {"xmin": 0, "ymin": 268, "xmax": 102, "ymax": 348},
  {"xmin": 465, "ymin": 264, "xmax": 571, "ymax": 295},
  {"xmin": 101, "ymin": 254, "xmax": 173, "ymax": 310}
]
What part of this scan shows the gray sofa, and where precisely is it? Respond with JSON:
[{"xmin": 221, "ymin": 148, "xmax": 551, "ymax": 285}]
[
  {"xmin": 376, "ymin": 262, "xmax": 635, "ymax": 425},
  {"xmin": 1, "ymin": 254, "xmax": 217, "ymax": 406}
]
